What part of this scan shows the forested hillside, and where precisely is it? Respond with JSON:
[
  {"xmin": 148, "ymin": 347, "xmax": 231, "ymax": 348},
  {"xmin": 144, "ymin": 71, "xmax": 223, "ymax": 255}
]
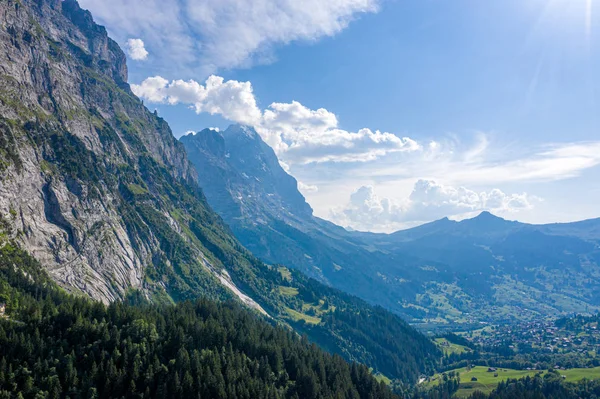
[{"xmin": 0, "ymin": 242, "xmax": 399, "ymax": 398}]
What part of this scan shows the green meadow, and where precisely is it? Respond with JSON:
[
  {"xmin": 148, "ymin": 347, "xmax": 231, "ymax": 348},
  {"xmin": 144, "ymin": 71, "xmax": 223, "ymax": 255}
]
[{"xmin": 424, "ymin": 366, "xmax": 600, "ymax": 397}]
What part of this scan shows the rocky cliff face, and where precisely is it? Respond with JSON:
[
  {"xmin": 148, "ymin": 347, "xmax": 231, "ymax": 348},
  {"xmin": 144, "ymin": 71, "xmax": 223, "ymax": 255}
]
[
  {"xmin": 0, "ymin": 0, "xmax": 216, "ymax": 302},
  {"xmin": 181, "ymin": 125, "xmax": 312, "ymax": 225}
]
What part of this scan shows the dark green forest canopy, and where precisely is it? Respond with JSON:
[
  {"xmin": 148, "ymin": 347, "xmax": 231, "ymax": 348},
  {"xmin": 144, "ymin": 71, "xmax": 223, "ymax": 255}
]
[{"xmin": 0, "ymin": 243, "xmax": 398, "ymax": 398}]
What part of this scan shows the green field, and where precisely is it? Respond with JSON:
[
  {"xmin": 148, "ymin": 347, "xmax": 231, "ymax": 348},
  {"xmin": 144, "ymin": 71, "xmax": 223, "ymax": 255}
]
[
  {"xmin": 369, "ymin": 368, "xmax": 392, "ymax": 385},
  {"xmin": 434, "ymin": 338, "xmax": 472, "ymax": 355},
  {"xmin": 561, "ymin": 367, "xmax": 600, "ymax": 382},
  {"xmin": 278, "ymin": 267, "xmax": 292, "ymax": 282},
  {"xmin": 424, "ymin": 366, "xmax": 600, "ymax": 397},
  {"xmin": 284, "ymin": 306, "xmax": 321, "ymax": 324},
  {"xmin": 278, "ymin": 286, "xmax": 299, "ymax": 296}
]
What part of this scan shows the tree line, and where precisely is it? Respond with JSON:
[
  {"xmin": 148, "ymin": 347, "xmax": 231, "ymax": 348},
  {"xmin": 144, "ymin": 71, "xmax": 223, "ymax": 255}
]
[{"xmin": 0, "ymin": 242, "xmax": 397, "ymax": 398}]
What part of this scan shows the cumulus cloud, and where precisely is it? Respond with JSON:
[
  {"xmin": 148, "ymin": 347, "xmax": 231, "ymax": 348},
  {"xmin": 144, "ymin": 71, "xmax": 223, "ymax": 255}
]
[
  {"xmin": 279, "ymin": 160, "xmax": 291, "ymax": 173},
  {"xmin": 133, "ymin": 75, "xmax": 420, "ymax": 164},
  {"xmin": 125, "ymin": 38, "xmax": 148, "ymax": 61},
  {"xmin": 408, "ymin": 180, "xmax": 534, "ymax": 216},
  {"xmin": 330, "ymin": 180, "xmax": 537, "ymax": 232},
  {"xmin": 131, "ymin": 76, "xmax": 262, "ymax": 126},
  {"xmin": 79, "ymin": 0, "xmax": 380, "ymax": 74},
  {"xmin": 260, "ymin": 101, "xmax": 419, "ymax": 163},
  {"xmin": 263, "ymin": 101, "xmax": 338, "ymax": 134}
]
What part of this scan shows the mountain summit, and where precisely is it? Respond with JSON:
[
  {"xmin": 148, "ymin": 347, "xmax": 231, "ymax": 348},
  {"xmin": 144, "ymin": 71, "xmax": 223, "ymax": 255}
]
[{"xmin": 181, "ymin": 125, "xmax": 313, "ymax": 224}]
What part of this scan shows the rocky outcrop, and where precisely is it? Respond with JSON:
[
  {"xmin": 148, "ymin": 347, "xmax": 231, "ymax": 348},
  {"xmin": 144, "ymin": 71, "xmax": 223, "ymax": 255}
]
[
  {"xmin": 0, "ymin": 0, "xmax": 209, "ymax": 302},
  {"xmin": 181, "ymin": 125, "xmax": 313, "ymax": 224}
]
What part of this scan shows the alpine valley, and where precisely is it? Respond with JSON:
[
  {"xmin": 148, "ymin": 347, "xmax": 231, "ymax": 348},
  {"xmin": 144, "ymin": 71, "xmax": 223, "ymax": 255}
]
[
  {"xmin": 0, "ymin": 0, "xmax": 600, "ymax": 398},
  {"xmin": 182, "ymin": 125, "xmax": 600, "ymax": 329}
]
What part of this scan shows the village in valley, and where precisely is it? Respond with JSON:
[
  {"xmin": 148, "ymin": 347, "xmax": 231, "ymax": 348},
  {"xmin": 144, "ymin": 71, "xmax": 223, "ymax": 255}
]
[
  {"xmin": 420, "ymin": 315, "xmax": 600, "ymax": 397},
  {"xmin": 464, "ymin": 317, "xmax": 600, "ymax": 358}
]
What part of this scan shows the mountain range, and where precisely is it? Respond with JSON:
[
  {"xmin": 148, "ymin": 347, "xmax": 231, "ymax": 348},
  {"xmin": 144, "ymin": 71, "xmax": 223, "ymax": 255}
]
[
  {"xmin": 182, "ymin": 126, "xmax": 600, "ymax": 329},
  {"xmin": 0, "ymin": 0, "xmax": 440, "ymax": 386},
  {"xmin": 1, "ymin": 0, "xmax": 599, "ymax": 396}
]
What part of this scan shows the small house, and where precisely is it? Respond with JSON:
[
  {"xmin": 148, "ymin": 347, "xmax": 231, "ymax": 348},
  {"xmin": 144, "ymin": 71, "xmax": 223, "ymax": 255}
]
[
  {"xmin": 487, "ymin": 367, "xmax": 497, "ymax": 373},
  {"xmin": 0, "ymin": 303, "xmax": 5, "ymax": 315}
]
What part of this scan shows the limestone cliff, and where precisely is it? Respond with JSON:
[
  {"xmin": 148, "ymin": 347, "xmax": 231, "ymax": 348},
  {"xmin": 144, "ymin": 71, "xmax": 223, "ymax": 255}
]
[{"xmin": 0, "ymin": 0, "xmax": 218, "ymax": 302}]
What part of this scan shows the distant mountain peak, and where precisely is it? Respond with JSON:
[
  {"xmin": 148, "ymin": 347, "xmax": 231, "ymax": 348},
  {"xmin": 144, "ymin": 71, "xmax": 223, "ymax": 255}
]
[
  {"xmin": 181, "ymin": 127, "xmax": 226, "ymax": 157},
  {"xmin": 455, "ymin": 211, "xmax": 521, "ymax": 235},
  {"xmin": 422, "ymin": 216, "xmax": 453, "ymax": 227},
  {"xmin": 475, "ymin": 211, "xmax": 503, "ymax": 220},
  {"xmin": 196, "ymin": 127, "xmax": 221, "ymax": 134}
]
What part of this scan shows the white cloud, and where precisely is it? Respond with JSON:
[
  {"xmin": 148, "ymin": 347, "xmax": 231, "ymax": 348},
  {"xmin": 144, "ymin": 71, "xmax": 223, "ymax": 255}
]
[
  {"xmin": 133, "ymin": 75, "xmax": 420, "ymax": 164},
  {"xmin": 472, "ymin": 143, "xmax": 600, "ymax": 183},
  {"xmin": 263, "ymin": 101, "xmax": 338, "ymax": 134},
  {"xmin": 279, "ymin": 160, "xmax": 291, "ymax": 173},
  {"xmin": 184, "ymin": 0, "xmax": 380, "ymax": 70},
  {"xmin": 131, "ymin": 75, "xmax": 262, "ymax": 126},
  {"xmin": 408, "ymin": 180, "xmax": 534, "ymax": 215},
  {"xmin": 344, "ymin": 135, "xmax": 600, "ymax": 186},
  {"xmin": 125, "ymin": 38, "xmax": 148, "ymax": 61},
  {"xmin": 330, "ymin": 180, "xmax": 538, "ymax": 232},
  {"xmin": 79, "ymin": 0, "xmax": 380, "ymax": 74},
  {"xmin": 281, "ymin": 128, "xmax": 419, "ymax": 164},
  {"xmin": 298, "ymin": 181, "xmax": 319, "ymax": 193},
  {"xmin": 131, "ymin": 77, "xmax": 171, "ymax": 102},
  {"xmin": 260, "ymin": 101, "xmax": 420, "ymax": 163}
]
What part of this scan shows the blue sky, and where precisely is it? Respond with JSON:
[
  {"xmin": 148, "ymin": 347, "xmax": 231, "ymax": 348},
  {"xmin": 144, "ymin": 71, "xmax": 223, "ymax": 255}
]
[{"xmin": 81, "ymin": 0, "xmax": 600, "ymax": 232}]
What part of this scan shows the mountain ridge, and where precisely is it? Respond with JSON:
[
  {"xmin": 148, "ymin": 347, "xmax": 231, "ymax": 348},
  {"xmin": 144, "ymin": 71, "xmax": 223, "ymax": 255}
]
[
  {"xmin": 182, "ymin": 125, "xmax": 419, "ymax": 311},
  {"xmin": 183, "ymin": 124, "xmax": 600, "ymax": 327},
  {"xmin": 390, "ymin": 211, "xmax": 600, "ymax": 236}
]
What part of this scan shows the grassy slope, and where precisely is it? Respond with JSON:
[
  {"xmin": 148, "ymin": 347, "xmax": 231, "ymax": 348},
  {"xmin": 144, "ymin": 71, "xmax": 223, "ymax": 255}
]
[
  {"xmin": 434, "ymin": 338, "xmax": 472, "ymax": 355},
  {"xmin": 424, "ymin": 366, "xmax": 600, "ymax": 397}
]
